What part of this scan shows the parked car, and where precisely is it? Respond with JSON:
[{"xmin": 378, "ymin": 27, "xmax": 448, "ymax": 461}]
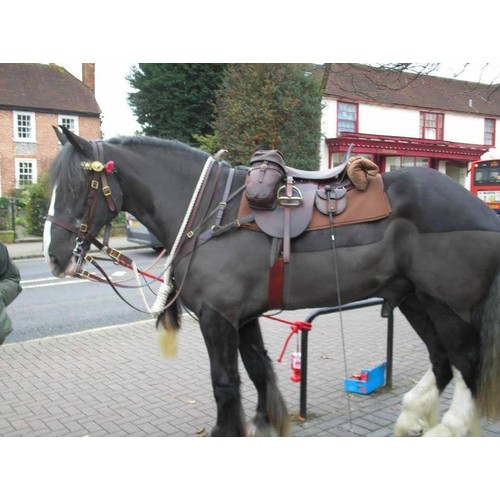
[{"xmin": 125, "ymin": 213, "xmax": 163, "ymax": 251}]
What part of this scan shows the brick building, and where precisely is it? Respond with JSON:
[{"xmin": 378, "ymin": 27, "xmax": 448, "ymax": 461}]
[{"xmin": 0, "ymin": 63, "xmax": 101, "ymax": 196}]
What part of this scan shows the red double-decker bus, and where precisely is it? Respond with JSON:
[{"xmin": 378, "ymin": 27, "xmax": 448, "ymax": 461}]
[{"xmin": 469, "ymin": 158, "xmax": 500, "ymax": 214}]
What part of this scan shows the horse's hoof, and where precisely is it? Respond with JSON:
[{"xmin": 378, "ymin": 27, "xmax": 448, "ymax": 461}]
[
  {"xmin": 246, "ymin": 420, "xmax": 278, "ymax": 437},
  {"xmin": 423, "ymin": 424, "xmax": 452, "ymax": 437},
  {"xmin": 394, "ymin": 414, "xmax": 428, "ymax": 437},
  {"xmin": 395, "ymin": 426, "xmax": 424, "ymax": 437}
]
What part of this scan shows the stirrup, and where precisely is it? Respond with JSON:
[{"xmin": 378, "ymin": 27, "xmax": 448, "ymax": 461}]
[{"xmin": 277, "ymin": 185, "xmax": 303, "ymax": 207}]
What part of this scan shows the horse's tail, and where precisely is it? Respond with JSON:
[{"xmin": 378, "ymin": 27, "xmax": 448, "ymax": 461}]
[
  {"xmin": 155, "ymin": 292, "xmax": 182, "ymax": 359},
  {"xmin": 476, "ymin": 271, "xmax": 500, "ymax": 419}
]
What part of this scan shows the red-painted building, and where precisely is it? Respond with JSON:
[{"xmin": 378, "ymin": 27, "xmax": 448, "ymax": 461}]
[{"xmin": 320, "ymin": 64, "xmax": 500, "ymax": 187}]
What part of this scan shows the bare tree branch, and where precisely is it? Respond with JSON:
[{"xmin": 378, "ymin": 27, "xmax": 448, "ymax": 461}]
[{"xmin": 322, "ymin": 63, "xmax": 500, "ymax": 103}]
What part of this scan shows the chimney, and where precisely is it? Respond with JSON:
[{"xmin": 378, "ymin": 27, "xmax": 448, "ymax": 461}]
[{"xmin": 82, "ymin": 63, "xmax": 95, "ymax": 93}]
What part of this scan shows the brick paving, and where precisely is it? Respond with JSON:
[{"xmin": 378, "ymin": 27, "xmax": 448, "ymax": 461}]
[
  {"xmin": 2, "ymin": 237, "xmax": 499, "ymax": 437},
  {"xmin": 2, "ymin": 303, "xmax": 499, "ymax": 437}
]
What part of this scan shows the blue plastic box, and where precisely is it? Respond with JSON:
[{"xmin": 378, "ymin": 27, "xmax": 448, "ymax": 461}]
[{"xmin": 344, "ymin": 362, "xmax": 386, "ymax": 395}]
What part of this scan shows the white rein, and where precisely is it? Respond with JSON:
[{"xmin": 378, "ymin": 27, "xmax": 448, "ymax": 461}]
[{"xmin": 149, "ymin": 152, "xmax": 223, "ymax": 316}]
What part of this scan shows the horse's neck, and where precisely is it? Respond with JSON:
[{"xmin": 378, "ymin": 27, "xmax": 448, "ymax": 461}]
[{"xmin": 118, "ymin": 147, "xmax": 205, "ymax": 251}]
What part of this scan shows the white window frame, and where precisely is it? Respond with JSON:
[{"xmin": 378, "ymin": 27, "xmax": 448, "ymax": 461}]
[
  {"xmin": 13, "ymin": 111, "xmax": 36, "ymax": 142},
  {"xmin": 15, "ymin": 158, "xmax": 38, "ymax": 188},
  {"xmin": 337, "ymin": 102, "xmax": 358, "ymax": 134},
  {"xmin": 58, "ymin": 115, "xmax": 79, "ymax": 135}
]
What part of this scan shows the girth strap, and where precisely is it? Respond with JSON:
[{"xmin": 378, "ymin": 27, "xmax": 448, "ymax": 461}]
[{"xmin": 268, "ymin": 253, "xmax": 284, "ymax": 310}]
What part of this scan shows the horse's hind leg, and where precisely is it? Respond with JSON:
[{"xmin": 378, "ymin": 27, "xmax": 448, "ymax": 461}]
[
  {"xmin": 238, "ymin": 318, "xmax": 290, "ymax": 436},
  {"xmin": 199, "ymin": 304, "xmax": 245, "ymax": 436},
  {"xmin": 395, "ymin": 294, "xmax": 453, "ymax": 436},
  {"xmin": 416, "ymin": 293, "xmax": 482, "ymax": 437}
]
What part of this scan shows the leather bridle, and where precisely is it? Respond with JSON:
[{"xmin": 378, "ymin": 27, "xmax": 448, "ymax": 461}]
[
  {"xmin": 46, "ymin": 146, "xmax": 167, "ymax": 312},
  {"xmin": 47, "ymin": 144, "xmax": 239, "ymax": 315},
  {"xmin": 48, "ymin": 166, "xmax": 118, "ymax": 258}
]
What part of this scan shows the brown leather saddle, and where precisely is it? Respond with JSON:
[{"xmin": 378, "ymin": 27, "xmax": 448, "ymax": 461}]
[
  {"xmin": 244, "ymin": 149, "xmax": 351, "ymax": 261},
  {"xmin": 242, "ymin": 149, "xmax": 390, "ymax": 263}
]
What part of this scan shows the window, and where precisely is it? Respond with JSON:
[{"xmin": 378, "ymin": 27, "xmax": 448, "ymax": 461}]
[
  {"xmin": 420, "ymin": 112, "xmax": 444, "ymax": 140},
  {"xmin": 58, "ymin": 115, "xmax": 79, "ymax": 135},
  {"xmin": 15, "ymin": 159, "xmax": 37, "ymax": 188},
  {"xmin": 386, "ymin": 156, "xmax": 430, "ymax": 171},
  {"xmin": 337, "ymin": 102, "xmax": 358, "ymax": 134},
  {"xmin": 485, "ymin": 118, "xmax": 496, "ymax": 146},
  {"xmin": 14, "ymin": 111, "xmax": 36, "ymax": 142},
  {"xmin": 330, "ymin": 152, "xmax": 372, "ymax": 169}
]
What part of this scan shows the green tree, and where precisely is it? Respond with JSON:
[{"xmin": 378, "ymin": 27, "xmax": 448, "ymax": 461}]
[
  {"xmin": 127, "ymin": 63, "xmax": 227, "ymax": 143},
  {"xmin": 213, "ymin": 64, "xmax": 323, "ymax": 170}
]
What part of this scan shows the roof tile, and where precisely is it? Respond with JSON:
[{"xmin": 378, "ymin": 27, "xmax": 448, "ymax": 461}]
[
  {"xmin": 0, "ymin": 63, "xmax": 101, "ymax": 116},
  {"xmin": 323, "ymin": 64, "xmax": 500, "ymax": 116}
]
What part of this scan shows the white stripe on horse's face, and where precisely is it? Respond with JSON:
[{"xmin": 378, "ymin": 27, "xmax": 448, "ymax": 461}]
[{"xmin": 43, "ymin": 184, "xmax": 57, "ymax": 265}]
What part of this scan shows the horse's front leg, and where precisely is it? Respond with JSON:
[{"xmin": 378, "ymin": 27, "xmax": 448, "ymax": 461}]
[
  {"xmin": 238, "ymin": 318, "xmax": 290, "ymax": 436},
  {"xmin": 199, "ymin": 304, "xmax": 245, "ymax": 436}
]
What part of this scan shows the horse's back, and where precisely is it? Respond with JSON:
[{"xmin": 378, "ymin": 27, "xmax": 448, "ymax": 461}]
[{"xmin": 382, "ymin": 167, "xmax": 500, "ymax": 233}]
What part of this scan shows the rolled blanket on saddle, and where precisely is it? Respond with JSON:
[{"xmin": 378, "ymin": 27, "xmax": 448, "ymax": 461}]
[{"xmin": 347, "ymin": 156, "xmax": 380, "ymax": 191}]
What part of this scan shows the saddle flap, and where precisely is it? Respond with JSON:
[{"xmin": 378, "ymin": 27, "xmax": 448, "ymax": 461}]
[{"xmin": 253, "ymin": 183, "xmax": 317, "ymax": 238}]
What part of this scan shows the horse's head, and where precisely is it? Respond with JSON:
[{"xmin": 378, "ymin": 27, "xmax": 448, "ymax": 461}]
[{"xmin": 43, "ymin": 127, "xmax": 123, "ymax": 277}]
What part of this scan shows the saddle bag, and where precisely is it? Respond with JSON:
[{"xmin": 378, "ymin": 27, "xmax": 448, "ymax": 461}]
[
  {"xmin": 315, "ymin": 185, "xmax": 348, "ymax": 216},
  {"xmin": 245, "ymin": 150, "xmax": 286, "ymax": 210}
]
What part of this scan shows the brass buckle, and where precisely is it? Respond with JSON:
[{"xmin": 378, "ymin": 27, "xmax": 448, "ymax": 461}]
[
  {"xmin": 77, "ymin": 269, "xmax": 93, "ymax": 279},
  {"xmin": 102, "ymin": 186, "xmax": 112, "ymax": 197},
  {"xmin": 79, "ymin": 223, "xmax": 88, "ymax": 233},
  {"xmin": 91, "ymin": 179, "xmax": 99, "ymax": 189},
  {"xmin": 107, "ymin": 248, "xmax": 122, "ymax": 260},
  {"xmin": 277, "ymin": 185, "xmax": 303, "ymax": 207}
]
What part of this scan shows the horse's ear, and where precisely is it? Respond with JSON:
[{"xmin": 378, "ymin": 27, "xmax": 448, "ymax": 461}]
[
  {"xmin": 53, "ymin": 126, "xmax": 68, "ymax": 145},
  {"xmin": 59, "ymin": 126, "xmax": 94, "ymax": 157}
]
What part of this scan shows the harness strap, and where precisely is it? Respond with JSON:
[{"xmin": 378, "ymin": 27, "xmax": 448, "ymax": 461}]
[
  {"xmin": 283, "ymin": 176, "xmax": 293, "ymax": 263},
  {"xmin": 213, "ymin": 167, "xmax": 235, "ymax": 229},
  {"xmin": 268, "ymin": 254, "xmax": 284, "ymax": 310},
  {"xmin": 100, "ymin": 172, "xmax": 118, "ymax": 212},
  {"xmin": 78, "ymin": 172, "xmax": 100, "ymax": 239}
]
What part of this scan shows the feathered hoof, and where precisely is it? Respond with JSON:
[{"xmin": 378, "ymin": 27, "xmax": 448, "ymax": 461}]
[{"xmin": 246, "ymin": 420, "xmax": 278, "ymax": 437}]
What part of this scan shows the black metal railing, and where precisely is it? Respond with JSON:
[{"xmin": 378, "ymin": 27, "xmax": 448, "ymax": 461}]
[{"xmin": 299, "ymin": 297, "xmax": 394, "ymax": 418}]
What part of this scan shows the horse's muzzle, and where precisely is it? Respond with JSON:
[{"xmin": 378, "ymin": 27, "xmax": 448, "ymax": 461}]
[{"xmin": 47, "ymin": 254, "xmax": 78, "ymax": 278}]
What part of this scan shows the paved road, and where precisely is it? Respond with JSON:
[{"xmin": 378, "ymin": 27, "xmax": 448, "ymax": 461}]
[{"xmin": 6, "ymin": 248, "xmax": 163, "ymax": 343}]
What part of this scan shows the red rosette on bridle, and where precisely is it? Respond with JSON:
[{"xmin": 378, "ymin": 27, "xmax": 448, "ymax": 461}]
[{"xmin": 105, "ymin": 160, "xmax": 115, "ymax": 173}]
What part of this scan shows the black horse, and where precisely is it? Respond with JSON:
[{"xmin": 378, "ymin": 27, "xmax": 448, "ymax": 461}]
[{"xmin": 44, "ymin": 127, "xmax": 500, "ymax": 436}]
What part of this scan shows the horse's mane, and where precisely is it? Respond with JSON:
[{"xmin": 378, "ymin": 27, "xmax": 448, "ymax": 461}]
[
  {"xmin": 50, "ymin": 136, "xmax": 209, "ymax": 203},
  {"xmin": 107, "ymin": 135, "xmax": 203, "ymax": 158}
]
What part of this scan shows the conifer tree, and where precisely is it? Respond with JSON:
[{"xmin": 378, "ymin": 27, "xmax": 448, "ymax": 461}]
[
  {"xmin": 213, "ymin": 64, "xmax": 322, "ymax": 170},
  {"xmin": 127, "ymin": 63, "xmax": 227, "ymax": 143}
]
